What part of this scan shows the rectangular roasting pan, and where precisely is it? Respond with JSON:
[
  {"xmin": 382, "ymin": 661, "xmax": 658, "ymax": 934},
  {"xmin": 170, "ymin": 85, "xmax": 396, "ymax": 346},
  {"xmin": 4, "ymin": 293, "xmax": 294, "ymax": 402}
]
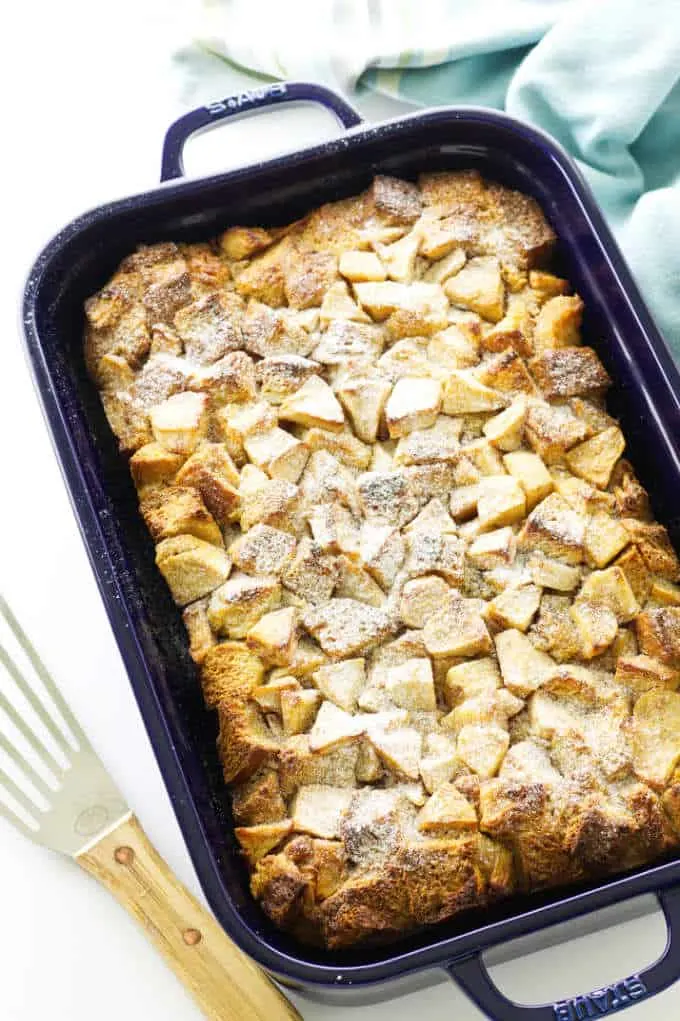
[{"xmin": 21, "ymin": 81, "xmax": 680, "ymax": 1019}]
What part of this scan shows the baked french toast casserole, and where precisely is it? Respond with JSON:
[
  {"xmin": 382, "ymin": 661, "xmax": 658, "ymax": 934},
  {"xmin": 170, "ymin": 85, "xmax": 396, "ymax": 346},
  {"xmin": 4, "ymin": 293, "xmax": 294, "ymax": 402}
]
[{"xmin": 83, "ymin": 171, "xmax": 680, "ymax": 948}]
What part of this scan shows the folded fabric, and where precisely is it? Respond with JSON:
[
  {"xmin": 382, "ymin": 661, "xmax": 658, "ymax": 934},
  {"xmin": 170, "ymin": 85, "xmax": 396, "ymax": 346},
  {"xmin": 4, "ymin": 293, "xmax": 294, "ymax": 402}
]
[{"xmin": 177, "ymin": 0, "xmax": 680, "ymax": 358}]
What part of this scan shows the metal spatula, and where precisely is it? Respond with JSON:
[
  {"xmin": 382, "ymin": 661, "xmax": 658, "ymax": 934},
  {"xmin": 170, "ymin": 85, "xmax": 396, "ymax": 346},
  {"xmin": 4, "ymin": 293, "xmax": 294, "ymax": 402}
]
[{"xmin": 0, "ymin": 594, "xmax": 301, "ymax": 1021}]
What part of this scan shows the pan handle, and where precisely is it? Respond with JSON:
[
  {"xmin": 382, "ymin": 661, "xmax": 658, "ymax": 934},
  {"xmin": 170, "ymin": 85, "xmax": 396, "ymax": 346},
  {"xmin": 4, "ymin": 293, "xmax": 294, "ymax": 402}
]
[
  {"xmin": 446, "ymin": 885, "xmax": 680, "ymax": 1020},
  {"xmin": 161, "ymin": 80, "xmax": 363, "ymax": 182}
]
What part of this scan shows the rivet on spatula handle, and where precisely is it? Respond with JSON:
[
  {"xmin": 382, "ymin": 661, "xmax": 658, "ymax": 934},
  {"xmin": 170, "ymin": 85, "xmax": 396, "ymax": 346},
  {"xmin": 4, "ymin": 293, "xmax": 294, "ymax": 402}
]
[{"xmin": 77, "ymin": 813, "xmax": 303, "ymax": 1021}]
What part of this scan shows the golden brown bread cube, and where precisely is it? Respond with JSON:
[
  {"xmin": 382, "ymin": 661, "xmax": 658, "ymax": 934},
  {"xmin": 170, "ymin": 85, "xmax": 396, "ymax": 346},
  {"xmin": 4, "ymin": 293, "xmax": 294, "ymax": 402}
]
[
  {"xmin": 174, "ymin": 443, "xmax": 240, "ymax": 524},
  {"xmin": 234, "ymin": 821, "xmax": 293, "ymax": 866},
  {"xmin": 173, "ymin": 292, "xmax": 243, "ymax": 363},
  {"xmin": 141, "ymin": 485, "xmax": 223, "ymax": 546},
  {"xmin": 155, "ymin": 534, "xmax": 231, "ymax": 606},
  {"xmin": 532, "ymin": 295, "xmax": 583, "ymax": 352},
  {"xmin": 220, "ymin": 226, "xmax": 273, "ymax": 261},
  {"xmin": 518, "ymin": 492, "xmax": 586, "ymax": 564},
  {"xmin": 182, "ymin": 598, "xmax": 216, "ymax": 664},
  {"xmin": 622, "ymin": 520, "xmax": 680, "ymax": 581},
  {"xmin": 635, "ymin": 607, "xmax": 680, "ymax": 667},
  {"xmin": 369, "ymin": 175, "xmax": 422, "ymax": 225},
  {"xmin": 284, "ymin": 249, "xmax": 338, "ymax": 309},
  {"xmin": 232, "ymin": 769, "xmax": 287, "ymax": 827},
  {"xmin": 208, "ymin": 573, "xmax": 281, "ymax": 639},
  {"xmin": 129, "ymin": 442, "xmax": 186, "ymax": 488},
  {"xmin": 529, "ymin": 347, "xmax": 611, "ymax": 399}
]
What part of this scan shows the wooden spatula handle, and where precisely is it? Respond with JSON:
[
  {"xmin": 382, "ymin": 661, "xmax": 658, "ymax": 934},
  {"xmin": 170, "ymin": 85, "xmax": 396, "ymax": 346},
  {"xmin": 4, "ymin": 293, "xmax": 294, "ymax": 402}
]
[{"xmin": 77, "ymin": 813, "xmax": 302, "ymax": 1021}]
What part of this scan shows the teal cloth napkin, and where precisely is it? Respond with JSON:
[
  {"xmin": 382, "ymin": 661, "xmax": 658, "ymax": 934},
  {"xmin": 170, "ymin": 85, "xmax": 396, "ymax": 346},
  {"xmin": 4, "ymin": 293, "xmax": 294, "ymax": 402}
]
[{"xmin": 179, "ymin": 0, "xmax": 680, "ymax": 356}]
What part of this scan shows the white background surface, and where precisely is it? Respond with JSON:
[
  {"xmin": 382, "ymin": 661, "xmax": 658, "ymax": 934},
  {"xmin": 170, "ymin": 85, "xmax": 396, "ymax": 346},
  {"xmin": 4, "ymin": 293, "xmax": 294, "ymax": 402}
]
[{"xmin": 0, "ymin": 2, "xmax": 677, "ymax": 1018}]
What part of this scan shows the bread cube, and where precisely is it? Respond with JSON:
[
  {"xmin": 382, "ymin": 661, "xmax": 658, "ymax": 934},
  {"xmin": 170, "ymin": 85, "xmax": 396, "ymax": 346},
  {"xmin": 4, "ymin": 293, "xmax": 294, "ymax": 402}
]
[
  {"xmin": 335, "ymin": 372, "xmax": 392, "ymax": 443},
  {"xmin": 229, "ymin": 524, "xmax": 296, "ymax": 578},
  {"xmin": 416, "ymin": 783, "xmax": 478, "ymax": 832},
  {"xmin": 246, "ymin": 607, "xmax": 298, "ymax": 666},
  {"xmin": 312, "ymin": 319, "xmax": 385, "ymax": 365},
  {"xmin": 234, "ymin": 820, "xmax": 293, "ymax": 866},
  {"xmin": 533, "ymin": 295, "xmax": 583, "ymax": 352},
  {"xmin": 378, "ymin": 338, "xmax": 440, "ymax": 382},
  {"xmin": 370, "ymin": 727, "xmax": 423, "ymax": 780},
  {"xmin": 399, "ymin": 575, "xmax": 451, "ymax": 628},
  {"xmin": 578, "ymin": 566, "xmax": 639, "ymax": 623},
  {"xmin": 444, "ymin": 658, "xmax": 501, "ymax": 707},
  {"xmin": 303, "ymin": 427, "xmax": 371, "ymax": 471},
  {"xmin": 524, "ymin": 401, "xmax": 589, "ymax": 463},
  {"xmin": 277, "ymin": 686, "xmax": 320, "ymax": 735},
  {"xmin": 292, "ymin": 785, "xmax": 354, "ymax": 839},
  {"xmin": 494, "ymin": 629, "xmax": 555, "ymax": 696},
  {"xmin": 244, "ymin": 427, "xmax": 309, "ymax": 483},
  {"xmin": 518, "ymin": 492, "xmax": 586, "ymax": 564},
  {"xmin": 199, "ymin": 639, "xmax": 265, "ymax": 711},
  {"xmin": 303, "ymin": 599, "xmax": 392, "ymax": 658},
  {"xmin": 141, "ymin": 486, "xmax": 223, "ymax": 546},
  {"xmin": 423, "ymin": 598, "xmax": 492, "ymax": 658},
  {"xmin": 319, "ymin": 280, "xmax": 372, "ymax": 325},
  {"xmin": 220, "ymin": 225, "xmax": 272, "ymax": 260},
  {"xmin": 208, "ymin": 573, "xmax": 281, "ymax": 638},
  {"xmin": 173, "ymin": 443, "xmax": 240, "ymax": 524},
  {"xmin": 279, "ymin": 375, "xmax": 345, "ymax": 433},
  {"xmin": 182, "ymin": 598, "xmax": 216, "ymax": 664},
  {"xmin": 174, "ymin": 292, "xmax": 243, "ymax": 364},
  {"xmin": 307, "ymin": 504, "xmax": 359, "ymax": 559},
  {"xmin": 385, "ymin": 658, "xmax": 436, "ymax": 711},
  {"xmin": 501, "ymin": 451, "xmax": 553, "ymax": 512},
  {"xmin": 335, "ymin": 557, "xmax": 386, "ymax": 608},
  {"xmin": 457, "ymin": 724, "xmax": 509, "ymax": 779},
  {"xmin": 529, "ymin": 346, "xmax": 611, "ymax": 399},
  {"xmin": 155, "ymin": 535, "xmax": 231, "ymax": 606},
  {"xmin": 284, "ymin": 249, "xmax": 338, "ymax": 309},
  {"xmin": 477, "ymin": 475, "xmax": 526, "ymax": 530},
  {"xmin": 459, "ymin": 439, "xmax": 504, "ymax": 478},
  {"xmin": 129, "ymin": 441, "xmax": 186, "ymax": 490},
  {"xmin": 394, "ymin": 416, "xmax": 462, "ymax": 467},
  {"xmin": 149, "ymin": 391, "xmax": 208, "ymax": 454},
  {"xmin": 351, "ymin": 524, "xmax": 400, "ymax": 593},
  {"xmin": 355, "ymin": 741, "xmax": 384, "ymax": 783},
  {"xmin": 312, "ymin": 659, "xmax": 366, "ymax": 713},
  {"xmin": 570, "ymin": 600, "xmax": 618, "ymax": 659},
  {"xmin": 354, "ymin": 280, "xmax": 447, "ymax": 322},
  {"xmin": 358, "ymin": 471, "xmax": 419, "ymax": 528},
  {"xmin": 370, "ymin": 175, "xmax": 422, "ymax": 224},
  {"xmin": 486, "ymin": 584, "xmax": 541, "ymax": 633},
  {"xmin": 635, "ymin": 607, "xmax": 680, "ymax": 667},
  {"xmin": 422, "ymin": 247, "xmax": 467, "ymax": 286},
  {"xmin": 649, "ymin": 578, "xmax": 680, "ymax": 607},
  {"xmin": 442, "ymin": 370, "xmax": 508, "ymax": 415},
  {"xmin": 476, "ymin": 350, "xmax": 536, "ymax": 395},
  {"xmin": 251, "ymin": 675, "xmax": 300, "ymax": 713},
  {"xmin": 528, "ymin": 553, "xmax": 581, "ymax": 592},
  {"xmin": 239, "ymin": 470, "xmax": 300, "ymax": 533},
  {"xmin": 615, "ymin": 654, "xmax": 679, "ymax": 694},
  {"xmin": 427, "ymin": 324, "xmax": 480, "ymax": 370},
  {"xmin": 419, "ymin": 751, "xmax": 460, "ymax": 794},
  {"xmin": 631, "ymin": 690, "xmax": 680, "ymax": 788},
  {"xmin": 309, "ymin": 701, "xmax": 364, "ymax": 752},
  {"xmin": 384, "ymin": 377, "xmax": 442, "ymax": 438},
  {"xmin": 565, "ymin": 426, "xmax": 625, "ymax": 490},
  {"xmin": 583, "ymin": 512, "xmax": 629, "ymax": 569},
  {"xmin": 483, "ymin": 398, "xmax": 527, "ymax": 452},
  {"xmin": 420, "ymin": 213, "xmax": 468, "ymax": 260},
  {"xmin": 281, "ymin": 536, "xmax": 339, "ymax": 606},
  {"xmin": 622, "ymin": 521, "xmax": 680, "ymax": 581},
  {"xmin": 405, "ymin": 497, "xmax": 457, "ymax": 536},
  {"xmin": 467, "ymin": 527, "xmax": 516, "ymax": 570},
  {"xmin": 528, "ymin": 270, "xmax": 570, "ymax": 303},
  {"xmin": 255, "ymin": 355, "xmax": 320, "ymax": 404},
  {"xmin": 376, "ymin": 229, "xmax": 421, "ymax": 283},
  {"xmin": 444, "ymin": 256, "xmax": 505, "ymax": 322}
]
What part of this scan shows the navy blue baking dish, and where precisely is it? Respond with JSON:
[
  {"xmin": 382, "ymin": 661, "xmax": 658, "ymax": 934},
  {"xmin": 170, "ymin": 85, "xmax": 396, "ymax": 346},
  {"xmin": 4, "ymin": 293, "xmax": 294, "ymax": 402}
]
[{"xmin": 21, "ymin": 81, "xmax": 680, "ymax": 1018}]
